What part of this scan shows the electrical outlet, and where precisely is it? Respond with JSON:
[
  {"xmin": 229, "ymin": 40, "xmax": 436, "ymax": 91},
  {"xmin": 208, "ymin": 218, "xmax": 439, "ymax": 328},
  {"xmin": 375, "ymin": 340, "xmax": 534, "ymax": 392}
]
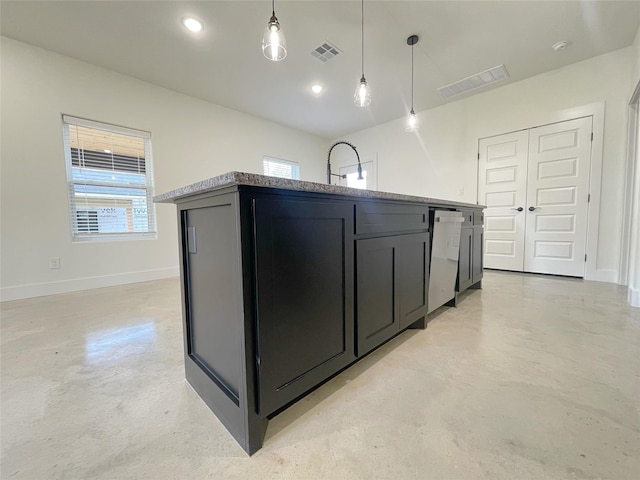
[
  {"xmin": 49, "ymin": 257, "xmax": 61, "ymax": 269},
  {"xmin": 458, "ymin": 187, "xmax": 465, "ymax": 197}
]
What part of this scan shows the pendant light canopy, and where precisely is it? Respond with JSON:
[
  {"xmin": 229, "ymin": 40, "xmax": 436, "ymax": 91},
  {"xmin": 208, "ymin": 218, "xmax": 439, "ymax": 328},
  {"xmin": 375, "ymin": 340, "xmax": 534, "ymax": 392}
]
[
  {"xmin": 406, "ymin": 34, "xmax": 419, "ymax": 132},
  {"xmin": 354, "ymin": 0, "xmax": 371, "ymax": 107},
  {"xmin": 262, "ymin": 0, "xmax": 287, "ymax": 61}
]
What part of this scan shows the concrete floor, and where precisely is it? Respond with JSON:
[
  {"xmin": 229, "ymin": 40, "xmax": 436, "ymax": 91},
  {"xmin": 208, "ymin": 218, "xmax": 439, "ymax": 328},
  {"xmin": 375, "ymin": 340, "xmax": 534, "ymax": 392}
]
[{"xmin": 1, "ymin": 271, "xmax": 639, "ymax": 479}]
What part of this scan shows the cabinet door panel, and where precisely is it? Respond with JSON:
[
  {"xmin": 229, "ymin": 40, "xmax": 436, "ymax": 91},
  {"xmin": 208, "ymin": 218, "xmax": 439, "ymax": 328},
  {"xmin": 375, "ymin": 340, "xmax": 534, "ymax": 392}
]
[
  {"xmin": 472, "ymin": 227, "xmax": 484, "ymax": 284},
  {"xmin": 254, "ymin": 198, "xmax": 355, "ymax": 416},
  {"xmin": 356, "ymin": 236, "xmax": 398, "ymax": 355},
  {"xmin": 397, "ymin": 233, "xmax": 429, "ymax": 329},
  {"xmin": 457, "ymin": 227, "xmax": 473, "ymax": 292},
  {"xmin": 183, "ymin": 203, "xmax": 242, "ymax": 404}
]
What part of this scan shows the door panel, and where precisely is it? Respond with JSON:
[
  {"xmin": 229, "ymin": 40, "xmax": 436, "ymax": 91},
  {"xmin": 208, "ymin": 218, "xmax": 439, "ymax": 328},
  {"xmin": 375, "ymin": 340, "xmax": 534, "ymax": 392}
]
[
  {"xmin": 485, "ymin": 190, "xmax": 517, "ymax": 207},
  {"xmin": 396, "ymin": 233, "xmax": 429, "ymax": 329},
  {"xmin": 357, "ymin": 232, "xmax": 429, "ymax": 354},
  {"xmin": 478, "ymin": 131, "xmax": 529, "ymax": 270},
  {"xmin": 485, "ymin": 239, "xmax": 514, "ymax": 256},
  {"xmin": 535, "ymin": 214, "xmax": 575, "ymax": 232},
  {"xmin": 524, "ymin": 117, "xmax": 592, "ymax": 276},
  {"xmin": 486, "ymin": 166, "xmax": 518, "ymax": 183},
  {"xmin": 356, "ymin": 236, "xmax": 398, "ymax": 356},
  {"xmin": 536, "ymin": 186, "xmax": 576, "ymax": 206},
  {"xmin": 537, "ymin": 157, "xmax": 578, "ymax": 179},
  {"xmin": 253, "ymin": 198, "xmax": 355, "ymax": 416},
  {"xmin": 485, "ymin": 216, "xmax": 516, "ymax": 232},
  {"xmin": 183, "ymin": 204, "xmax": 242, "ymax": 404},
  {"xmin": 534, "ymin": 241, "xmax": 573, "ymax": 258}
]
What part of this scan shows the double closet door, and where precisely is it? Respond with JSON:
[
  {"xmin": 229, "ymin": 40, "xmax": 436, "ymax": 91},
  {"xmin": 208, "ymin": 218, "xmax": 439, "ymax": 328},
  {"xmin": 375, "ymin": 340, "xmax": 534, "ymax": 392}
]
[{"xmin": 478, "ymin": 117, "xmax": 593, "ymax": 277}]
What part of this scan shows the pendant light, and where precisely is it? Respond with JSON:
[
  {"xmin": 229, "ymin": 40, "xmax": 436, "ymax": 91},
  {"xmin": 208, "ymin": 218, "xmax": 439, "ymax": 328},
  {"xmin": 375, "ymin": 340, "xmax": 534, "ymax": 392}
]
[
  {"xmin": 262, "ymin": 0, "xmax": 287, "ymax": 61},
  {"xmin": 406, "ymin": 35, "xmax": 419, "ymax": 132},
  {"xmin": 354, "ymin": 0, "xmax": 371, "ymax": 107}
]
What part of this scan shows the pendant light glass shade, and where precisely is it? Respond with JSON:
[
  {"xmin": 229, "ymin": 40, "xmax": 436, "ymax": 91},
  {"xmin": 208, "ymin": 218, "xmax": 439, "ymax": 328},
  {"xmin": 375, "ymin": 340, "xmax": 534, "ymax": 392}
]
[
  {"xmin": 262, "ymin": 2, "xmax": 286, "ymax": 61},
  {"xmin": 406, "ymin": 109, "xmax": 418, "ymax": 132},
  {"xmin": 354, "ymin": 76, "xmax": 372, "ymax": 107},
  {"xmin": 354, "ymin": 0, "xmax": 371, "ymax": 107}
]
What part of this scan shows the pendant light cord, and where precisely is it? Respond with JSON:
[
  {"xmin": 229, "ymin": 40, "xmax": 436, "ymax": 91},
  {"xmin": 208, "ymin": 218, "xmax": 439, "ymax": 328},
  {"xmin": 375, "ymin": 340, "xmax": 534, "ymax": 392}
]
[
  {"xmin": 361, "ymin": 0, "xmax": 365, "ymax": 77},
  {"xmin": 272, "ymin": 0, "xmax": 275, "ymax": 16},
  {"xmin": 411, "ymin": 42, "xmax": 414, "ymax": 111}
]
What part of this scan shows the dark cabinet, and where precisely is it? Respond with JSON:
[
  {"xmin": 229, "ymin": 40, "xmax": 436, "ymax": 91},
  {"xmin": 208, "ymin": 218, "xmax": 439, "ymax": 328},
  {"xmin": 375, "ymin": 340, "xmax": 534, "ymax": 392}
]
[
  {"xmin": 457, "ymin": 209, "xmax": 483, "ymax": 293},
  {"xmin": 253, "ymin": 198, "xmax": 356, "ymax": 416},
  {"xmin": 356, "ymin": 232, "xmax": 429, "ymax": 356},
  {"xmin": 168, "ymin": 183, "xmax": 480, "ymax": 456}
]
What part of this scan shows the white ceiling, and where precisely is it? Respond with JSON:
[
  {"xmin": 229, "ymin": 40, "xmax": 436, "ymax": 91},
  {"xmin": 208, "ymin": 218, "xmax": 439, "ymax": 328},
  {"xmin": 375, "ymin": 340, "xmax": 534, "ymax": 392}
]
[{"xmin": 2, "ymin": 1, "xmax": 639, "ymax": 139}]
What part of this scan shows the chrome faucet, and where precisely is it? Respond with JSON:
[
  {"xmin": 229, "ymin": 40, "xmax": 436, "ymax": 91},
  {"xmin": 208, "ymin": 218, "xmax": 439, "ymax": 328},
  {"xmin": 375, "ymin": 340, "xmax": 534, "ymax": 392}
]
[{"xmin": 326, "ymin": 141, "xmax": 364, "ymax": 185}]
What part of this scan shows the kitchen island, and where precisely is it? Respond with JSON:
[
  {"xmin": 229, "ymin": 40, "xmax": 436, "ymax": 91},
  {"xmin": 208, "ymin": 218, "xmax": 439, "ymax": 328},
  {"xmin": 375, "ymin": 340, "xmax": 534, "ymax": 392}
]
[{"xmin": 154, "ymin": 172, "xmax": 484, "ymax": 454}]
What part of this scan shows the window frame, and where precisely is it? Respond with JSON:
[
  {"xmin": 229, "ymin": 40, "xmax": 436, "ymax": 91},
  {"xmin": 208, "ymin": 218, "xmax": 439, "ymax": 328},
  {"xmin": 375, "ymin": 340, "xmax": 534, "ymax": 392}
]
[{"xmin": 61, "ymin": 114, "xmax": 157, "ymax": 242}]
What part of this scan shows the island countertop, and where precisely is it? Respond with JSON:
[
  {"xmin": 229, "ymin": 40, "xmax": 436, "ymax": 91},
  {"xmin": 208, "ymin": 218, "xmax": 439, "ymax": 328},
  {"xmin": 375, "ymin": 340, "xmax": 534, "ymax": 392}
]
[{"xmin": 153, "ymin": 171, "xmax": 484, "ymax": 209}]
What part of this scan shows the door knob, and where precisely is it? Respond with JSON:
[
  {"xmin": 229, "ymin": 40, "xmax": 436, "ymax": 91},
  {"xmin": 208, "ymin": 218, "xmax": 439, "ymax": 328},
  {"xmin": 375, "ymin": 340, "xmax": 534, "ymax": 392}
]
[
  {"xmin": 528, "ymin": 206, "xmax": 537, "ymax": 211},
  {"xmin": 511, "ymin": 207, "xmax": 524, "ymax": 212}
]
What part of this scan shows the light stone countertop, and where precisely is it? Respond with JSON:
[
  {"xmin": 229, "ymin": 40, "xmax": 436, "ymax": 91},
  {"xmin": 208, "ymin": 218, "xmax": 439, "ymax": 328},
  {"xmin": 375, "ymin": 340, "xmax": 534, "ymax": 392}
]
[{"xmin": 153, "ymin": 171, "xmax": 484, "ymax": 209}]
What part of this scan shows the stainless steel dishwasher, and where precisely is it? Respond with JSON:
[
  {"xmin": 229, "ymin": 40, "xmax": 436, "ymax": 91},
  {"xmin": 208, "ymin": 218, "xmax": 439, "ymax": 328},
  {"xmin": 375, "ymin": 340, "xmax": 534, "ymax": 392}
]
[{"xmin": 428, "ymin": 210, "xmax": 464, "ymax": 313}]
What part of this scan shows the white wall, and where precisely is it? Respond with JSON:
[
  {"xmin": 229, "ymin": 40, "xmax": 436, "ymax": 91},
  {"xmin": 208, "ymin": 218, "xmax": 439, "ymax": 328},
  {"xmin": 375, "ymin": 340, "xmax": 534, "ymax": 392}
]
[
  {"xmin": 0, "ymin": 37, "xmax": 328, "ymax": 301},
  {"xmin": 338, "ymin": 47, "xmax": 633, "ymax": 283},
  {"xmin": 632, "ymin": 27, "xmax": 640, "ymax": 89}
]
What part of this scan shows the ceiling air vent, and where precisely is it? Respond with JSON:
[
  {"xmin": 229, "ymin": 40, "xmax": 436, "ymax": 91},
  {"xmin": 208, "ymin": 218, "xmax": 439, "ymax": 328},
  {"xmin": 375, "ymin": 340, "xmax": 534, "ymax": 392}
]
[
  {"xmin": 310, "ymin": 42, "xmax": 342, "ymax": 63},
  {"xmin": 437, "ymin": 64, "xmax": 509, "ymax": 99}
]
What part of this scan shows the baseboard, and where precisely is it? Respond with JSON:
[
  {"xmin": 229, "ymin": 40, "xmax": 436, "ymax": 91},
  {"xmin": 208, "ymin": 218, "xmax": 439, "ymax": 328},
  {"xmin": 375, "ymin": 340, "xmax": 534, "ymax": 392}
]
[
  {"xmin": 629, "ymin": 286, "xmax": 640, "ymax": 308},
  {"xmin": 585, "ymin": 269, "xmax": 617, "ymax": 283},
  {"xmin": 1, "ymin": 267, "xmax": 180, "ymax": 302}
]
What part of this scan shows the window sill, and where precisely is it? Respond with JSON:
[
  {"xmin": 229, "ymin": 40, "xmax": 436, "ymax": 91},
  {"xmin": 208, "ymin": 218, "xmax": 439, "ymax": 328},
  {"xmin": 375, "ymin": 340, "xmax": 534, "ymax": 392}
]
[{"xmin": 71, "ymin": 232, "xmax": 158, "ymax": 243}]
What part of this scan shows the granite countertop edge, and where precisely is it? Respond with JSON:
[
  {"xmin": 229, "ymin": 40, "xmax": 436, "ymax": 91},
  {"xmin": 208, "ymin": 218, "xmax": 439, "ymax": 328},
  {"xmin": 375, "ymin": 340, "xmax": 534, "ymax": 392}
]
[{"xmin": 153, "ymin": 171, "xmax": 484, "ymax": 209}]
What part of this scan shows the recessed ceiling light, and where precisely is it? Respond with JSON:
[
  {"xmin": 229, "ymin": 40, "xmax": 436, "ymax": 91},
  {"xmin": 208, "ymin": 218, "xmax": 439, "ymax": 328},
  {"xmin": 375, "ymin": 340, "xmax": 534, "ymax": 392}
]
[
  {"xmin": 311, "ymin": 84, "xmax": 324, "ymax": 94},
  {"xmin": 103, "ymin": 149, "xmax": 112, "ymax": 154},
  {"xmin": 552, "ymin": 41, "xmax": 570, "ymax": 51},
  {"xmin": 182, "ymin": 17, "xmax": 204, "ymax": 33}
]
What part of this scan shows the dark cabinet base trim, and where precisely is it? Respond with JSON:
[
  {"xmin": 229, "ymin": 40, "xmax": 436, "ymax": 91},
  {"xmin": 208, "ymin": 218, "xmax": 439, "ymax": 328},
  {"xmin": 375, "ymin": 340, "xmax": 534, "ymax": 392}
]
[
  {"xmin": 274, "ymin": 350, "xmax": 350, "ymax": 392},
  {"xmin": 453, "ymin": 279, "xmax": 483, "ymax": 306},
  {"xmin": 189, "ymin": 354, "xmax": 240, "ymax": 406}
]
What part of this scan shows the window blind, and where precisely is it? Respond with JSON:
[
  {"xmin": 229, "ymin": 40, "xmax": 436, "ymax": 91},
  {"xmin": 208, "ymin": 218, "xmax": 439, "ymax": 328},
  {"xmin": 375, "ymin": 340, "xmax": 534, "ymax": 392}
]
[
  {"xmin": 62, "ymin": 115, "xmax": 156, "ymax": 240},
  {"xmin": 263, "ymin": 156, "xmax": 300, "ymax": 180}
]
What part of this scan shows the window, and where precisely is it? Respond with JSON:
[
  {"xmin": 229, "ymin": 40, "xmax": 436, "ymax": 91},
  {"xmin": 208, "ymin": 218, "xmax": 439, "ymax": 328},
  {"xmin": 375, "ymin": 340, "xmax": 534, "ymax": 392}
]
[
  {"xmin": 62, "ymin": 115, "xmax": 156, "ymax": 241},
  {"xmin": 345, "ymin": 170, "xmax": 368, "ymax": 190},
  {"xmin": 263, "ymin": 156, "xmax": 300, "ymax": 180},
  {"xmin": 338, "ymin": 160, "xmax": 377, "ymax": 191}
]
